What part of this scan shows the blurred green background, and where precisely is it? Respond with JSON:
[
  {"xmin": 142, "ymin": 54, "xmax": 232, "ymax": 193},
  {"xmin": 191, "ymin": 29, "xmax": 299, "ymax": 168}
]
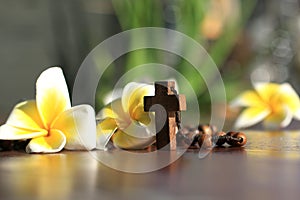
[{"xmin": 1, "ymin": 0, "xmax": 300, "ymax": 128}]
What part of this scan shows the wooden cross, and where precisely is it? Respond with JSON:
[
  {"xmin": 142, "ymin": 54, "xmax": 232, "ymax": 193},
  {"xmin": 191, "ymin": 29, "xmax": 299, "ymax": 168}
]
[{"xmin": 144, "ymin": 81, "xmax": 186, "ymax": 150}]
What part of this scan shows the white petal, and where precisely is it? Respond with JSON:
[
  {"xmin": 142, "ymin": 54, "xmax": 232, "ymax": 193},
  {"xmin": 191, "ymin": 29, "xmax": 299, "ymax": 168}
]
[
  {"xmin": 263, "ymin": 106, "xmax": 293, "ymax": 129},
  {"xmin": 36, "ymin": 67, "xmax": 71, "ymax": 129},
  {"xmin": 234, "ymin": 107, "xmax": 271, "ymax": 129},
  {"xmin": 253, "ymin": 82, "xmax": 280, "ymax": 102},
  {"xmin": 279, "ymin": 83, "xmax": 300, "ymax": 118},
  {"xmin": 52, "ymin": 105, "xmax": 96, "ymax": 150},
  {"xmin": 96, "ymin": 118, "xmax": 117, "ymax": 150},
  {"xmin": 96, "ymin": 99, "xmax": 128, "ymax": 120},
  {"xmin": 96, "ymin": 99, "xmax": 131, "ymax": 131},
  {"xmin": 280, "ymin": 107, "xmax": 293, "ymax": 128},
  {"xmin": 0, "ymin": 124, "xmax": 47, "ymax": 140},
  {"xmin": 121, "ymin": 120, "xmax": 156, "ymax": 139},
  {"xmin": 6, "ymin": 100, "xmax": 44, "ymax": 131},
  {"xmin": 26, "ymin": 129, "xmax": 66, "ymax": 153},
  {"xmin": 294, "ymin": 109, "xmax": 300, "ymax": 120},
  {"xmin": 112, "ymin": 129, "xmax": 156, "ymax": 150},
  {"xmin": 230, "ymin": 90, "xmax": 264, "ymax": 108},
  {"xmin": 103, "ymin": 88, "xmax": 123, "ymax": 105},
  {"xmin": 110, "ymin": 118, "xmax": 156, "ymax": 150},
  {"xmin": 121, "ymin": 82, "xmax": 154, "ymax": 113}
]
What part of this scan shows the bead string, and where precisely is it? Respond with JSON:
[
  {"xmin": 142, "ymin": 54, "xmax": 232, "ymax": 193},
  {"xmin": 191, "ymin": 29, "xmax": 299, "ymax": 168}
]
[
  {"xmin": 177, "ymin": 124, "xmax": 247, "ymax": 149},
  {"xmin": 170, "ymin": 86, "xmax": 182, "ymax": 130}
]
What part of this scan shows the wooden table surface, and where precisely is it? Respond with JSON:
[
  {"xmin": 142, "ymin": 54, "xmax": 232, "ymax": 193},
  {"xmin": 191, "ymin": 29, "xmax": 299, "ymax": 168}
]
[{"xmin": 1, "ymin": 130, "xmax": 300, "ymax": 200}]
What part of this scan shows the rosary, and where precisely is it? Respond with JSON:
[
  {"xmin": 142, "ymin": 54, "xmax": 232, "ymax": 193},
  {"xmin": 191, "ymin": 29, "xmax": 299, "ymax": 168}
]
[
  {"xmin": 144, "ymin": 81, "xmax": 247, "ymax": 151},
  {"xmin": 1, "ymin": 81, "xmax": 247, "ymax": 152},
  {"xmin": 177, "ymin": 124, "xmax": 247, "ymax": 149}
]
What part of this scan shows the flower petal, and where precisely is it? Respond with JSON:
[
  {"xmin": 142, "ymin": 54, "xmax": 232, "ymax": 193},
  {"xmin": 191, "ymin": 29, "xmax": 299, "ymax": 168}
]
[
  {"xmin": 96, "ymin": 118, "xmax": 118, "ymax": 150},
  {"xmin": 263, "ymin": 106, "xmax": 293, "ymax": 129},
  {"xmin": 103, "ymin": 88, "xmax": 123, "ymax": 105},
  {"xmin": 97, "ymin": 99, "xmax": 123, "ymax": 118},
  {"xmin": 121, "ymin": 120, "xmax": 156, "ymax": 138},
  {"xmin": 253, "ymin": 82, "xmax": 281, "ymax": 103},
  {"xmin": 234, "ymin": 107, "xmax": 271, "ymax": 129},
  {"xmin": 36, "ymin": 67, "xmax": 71, "ymax": 129},
  {"xmin": 0, "ymin": 124, "xmax": 47, "ymax": 140},
  {"xmin": 293, "ymin": 109, "xmax": 300, "ymax": 120},
  {"xmin": 132, "ymin": 105, "xmax": 153, "ymax": 125},
  {"xmin": 26, "ymin": 129, "xmax": 66, "ymax": 153},
  {"xmin": 230, "ymin": 90, "xmax": 264, "ymax": 107},
  {"xmin": 121, "ymin": 82, "xmax": 154, "ymax": 114},
  {"xmin": 52, "ymin": 105, "xmax": 96, "ymax": 150},
  {"xmin": 96, "ymin": 99, "xmax": 130, "ymax": 129},
  {"xmin": 111, "ymin": 128, "xmax": 156, "ymax": 150},
  {"xmin": 278, "ymin": 83, "xmax": 300, "ymax": 119},
  {"xmin": 109, "ymin": 115, "xmax": 156, "ymax": 150},
  {"xmin": 6, "ymin": 100, "xmax": 44, "ymax": 131}
]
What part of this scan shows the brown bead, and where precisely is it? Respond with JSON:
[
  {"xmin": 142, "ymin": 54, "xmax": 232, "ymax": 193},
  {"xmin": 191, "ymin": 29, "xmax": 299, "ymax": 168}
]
[
  {"xmin": 227, "ymin": 132, "xmax": 247, "ymax": 147},
  {"xmin": 215, "ymin": 131, "xmax": 227, "ymax": 146},
  {"xmin": 197, "ymin": 133, "xmax": 204, "ymax": 147},
  {"xmin": 183, "ymin": 128, "xmax": 199, "ymax": 146},
  {"xmin": 198, "ymin": 133, "xmax": 212, "ymax": 149},
  {"xmin": 177, "ymin": 128, "xmax": 200, "ymax": 147},
  {"xmin": 233, "ymin": 132, "xmax": 247, "ymax": 147},
  {"xmin": 190, "ymin": 131, "xmax": 201, "ymax": 147},
  {"xmin": 190, "ymin": 128, "xmax": 200, "ymax": 136},
  {"xmin": 226, "ymin": 131, "xmax": 236, "ymax": 137},
  {"xmin": 198, "ymin": 124, "xmax": 213, "ymax": 136},
  {"xmin": 226, "ymin": 131, "xmax": 237, "ymax": 146}
]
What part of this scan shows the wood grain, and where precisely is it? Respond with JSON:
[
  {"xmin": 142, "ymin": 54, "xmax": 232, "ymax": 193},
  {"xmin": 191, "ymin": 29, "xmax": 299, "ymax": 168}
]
[{"xmin": 1, "ymin": 131, "xmax": 300, "ymax": 200}]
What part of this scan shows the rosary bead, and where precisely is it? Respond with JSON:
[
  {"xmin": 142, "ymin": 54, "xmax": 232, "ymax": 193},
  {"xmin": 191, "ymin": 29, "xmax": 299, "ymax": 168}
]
[
  {"xmin": 198, "ymin": 133, "xmax": 212, "ymax": 149},
  {"xmin": 226, "ymin": 132, "xmax": 247, "ymax": 147},
  {"xmin": 190, "ymin": 128, "xmax": 200, "ymax": 136},
  {"xmin": 177, "ymin": 128, "xmax": 199, "ymax": 147},
  {"xmin": 215, "ymin": 131, "xmax": 227, "ymax": 146},
  {"xmin": 226, "ymin": 131, "xmax": 235, "ymax": 137},
  {"xmin": 178, "ymin": 125, "xmax": 247, "ymax": 149},
  {"xmin": 198, "ymin": 124, "xmax": 213, "ymax": 136},
  {"xmin": 190, "ymin": 130, "xmax": 201, "ymax": 146},
  {"xmin": 232, "ymin": 132, "xmax": 247, "ymax": 147},
  {"xmin": 226, "ymin": 131, "xmax": 237, "ymax": 146}
]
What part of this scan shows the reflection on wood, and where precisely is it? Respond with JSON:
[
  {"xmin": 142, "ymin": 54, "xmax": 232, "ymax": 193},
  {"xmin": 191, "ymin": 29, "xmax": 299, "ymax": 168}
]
[
  {"xmin": 244, "ymin": 130, "xmax": 300, "ymax": 159},
  {"xmin": 0, "ymin": 130, "xmax": 300, "ymax": 199}
]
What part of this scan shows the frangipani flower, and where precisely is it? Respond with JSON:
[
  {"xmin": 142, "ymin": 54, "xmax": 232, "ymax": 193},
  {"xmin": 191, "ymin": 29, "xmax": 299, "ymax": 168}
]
[
  {"xmin": 96, "ymin": 82, "xmax": 156, "ymax": 150},
  {"xmin": 231, "ymin": 82, "xmax": 300, "ymax": 129},
  {"xmin": 0, "ymin": 67, "xmax": 96, "ymax": 153}
]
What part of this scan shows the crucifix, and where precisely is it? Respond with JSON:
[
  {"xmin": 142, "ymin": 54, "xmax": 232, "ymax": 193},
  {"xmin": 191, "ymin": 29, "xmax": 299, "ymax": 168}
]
[{"xmin": 144, "ymin": 81, "xmax": 186, "ymax": 150}]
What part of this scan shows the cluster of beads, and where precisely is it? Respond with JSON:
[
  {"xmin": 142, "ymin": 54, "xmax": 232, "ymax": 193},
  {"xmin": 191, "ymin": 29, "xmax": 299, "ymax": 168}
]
[
  {"xmin": 0, "ymin": 140, "xmax": 29, "ymax": 152},
  {"xmin": 177, "ymin": 124, "xmax": 247, "ymax": 149}
]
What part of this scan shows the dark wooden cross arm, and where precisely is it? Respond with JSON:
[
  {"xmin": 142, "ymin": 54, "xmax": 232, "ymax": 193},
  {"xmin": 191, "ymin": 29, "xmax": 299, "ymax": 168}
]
[{"xmin": 144, "ymin": 81, "xmax": 186, "ymax": 150}]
